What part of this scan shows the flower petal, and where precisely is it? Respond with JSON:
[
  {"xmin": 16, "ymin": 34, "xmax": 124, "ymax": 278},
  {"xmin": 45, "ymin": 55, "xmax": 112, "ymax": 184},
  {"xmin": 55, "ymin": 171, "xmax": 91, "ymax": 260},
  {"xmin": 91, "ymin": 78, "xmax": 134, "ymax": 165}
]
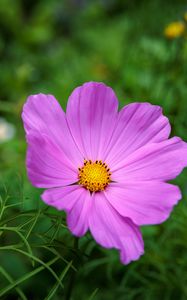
[
  {"xmin": 22, "ymin": 93, "xmax": 83, "ymax": 167},
  {"xmin": 106, "ymin": 182, "xmax": 181, "ymax": 226},
  {"xmin": 66, "ymin": 82, "xmax": 118, "ymax": 161},
  {"xmin": 104, "ymin": 102, "xmax": 171, "ymax": 167},
  {"xmin": 113, "ymin": 137, "xmax": 187, "ymax": 182},
  {"xmin": 88, "ymin": 192, "xmax": 144, "ymax": 264},
  {"xmin": 26, "ymin": 132, "xmax": 78, "ymax": 188},
  {"xmin": 42, "ymin": 185, "xmax": 91, "ymax": 237}
]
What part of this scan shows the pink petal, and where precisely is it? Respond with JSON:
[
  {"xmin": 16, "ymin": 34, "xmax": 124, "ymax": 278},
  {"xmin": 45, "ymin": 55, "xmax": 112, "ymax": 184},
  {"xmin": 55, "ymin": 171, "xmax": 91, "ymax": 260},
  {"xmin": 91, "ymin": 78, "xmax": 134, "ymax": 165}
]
[
  {"xmin": 88, "ymin": 192, "xmax": 144, "ymax": 264},
  {"xmin": 22, "ymin": 93, "xmax": 83, "ymax": 167},
  {"xmin": 42, "ymin": 186, "xmax": 91, "ymax": 237},
  {"xmin": 26, "ymin": 132, "xmax": 78, "ymax": 188},
  {"xmin": 113, "ymin": 137, "xmax": 187, "ymax": 181},
  {"xmin": 104, "ymin": 102, "xmax": 171, "ymax": 167},
  {"xmin": 66, "ymin": 82, "xmax": 118, "ymax": 161},
  {"xmin": 106, "ymin": 182, "xmax": 181, "ymax": 226}
]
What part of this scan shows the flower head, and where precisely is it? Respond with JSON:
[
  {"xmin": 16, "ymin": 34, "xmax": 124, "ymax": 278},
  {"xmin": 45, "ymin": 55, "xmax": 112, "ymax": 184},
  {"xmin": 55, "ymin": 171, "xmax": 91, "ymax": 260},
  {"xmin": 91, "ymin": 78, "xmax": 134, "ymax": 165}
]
[
  {"xmin": 22, "ymin": 82, "xmax": 187, "ymax": 264},
  {"xmin": 164, "ymin": 21, "xmax": 185, "ymax": 39}
]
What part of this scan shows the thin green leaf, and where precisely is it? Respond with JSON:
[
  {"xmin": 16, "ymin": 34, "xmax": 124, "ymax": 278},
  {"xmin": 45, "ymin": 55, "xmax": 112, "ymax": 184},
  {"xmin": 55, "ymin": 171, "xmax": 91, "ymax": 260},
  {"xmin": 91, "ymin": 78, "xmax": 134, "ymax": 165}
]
[
  {"xmin": 49, "ymin": 216, "xmax": 63, "ymax": 244},
  {"xmin": 0, "ymin": 226, "xmax": 33, "ymax": 260},
  {"xmin": 0, "ymin": 266, "xmax": 27, "ymax": 300},
  {"xmin": 25, "ymin": 209, "xmax": 41, "ymax": 239},
  {"xmin": 0, "ymin": 257, "xmax": 59, "ymax": 298},
  {"xmin": 0, "ymin": 212, "xmax": 37, "ymax": 226},
  {"xmin": 42, "ymin": 245, "xmax": 77, "ymax": 271},
  {"xmin": 88, "ymin": 288, "xmax": 99, "ymax": 300},
  {"xmin": 44, "ymin": 261, "xmax": 73, "ymax": 300},
  {"xmin": 0, "ymin": 246, "xmax": 64, "ymax": 289}
]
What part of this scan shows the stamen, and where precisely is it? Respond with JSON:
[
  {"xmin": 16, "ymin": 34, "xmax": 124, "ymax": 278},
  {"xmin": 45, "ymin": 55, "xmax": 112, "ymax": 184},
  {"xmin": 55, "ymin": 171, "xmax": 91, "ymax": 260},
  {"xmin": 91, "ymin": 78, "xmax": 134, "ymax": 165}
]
[{"xmin": 78, "ymin": 159, "xmax": 111, "ymax": 192}]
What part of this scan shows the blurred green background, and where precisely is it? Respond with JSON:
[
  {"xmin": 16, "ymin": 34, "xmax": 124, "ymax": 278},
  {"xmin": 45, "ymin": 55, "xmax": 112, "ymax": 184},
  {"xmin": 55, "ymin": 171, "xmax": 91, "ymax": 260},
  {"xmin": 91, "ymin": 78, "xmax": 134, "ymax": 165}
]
[{"xmin": 1, "ymin": 0, "xmax": 187, "ymax": 299}]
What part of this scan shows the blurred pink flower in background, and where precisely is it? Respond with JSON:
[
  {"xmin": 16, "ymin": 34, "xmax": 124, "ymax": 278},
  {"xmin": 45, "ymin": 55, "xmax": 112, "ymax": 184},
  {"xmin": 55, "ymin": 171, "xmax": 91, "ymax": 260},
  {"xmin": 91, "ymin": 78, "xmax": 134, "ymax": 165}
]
[{"xmin": 22, "ymin": 82, "xmax": 187, "ymax": 264}]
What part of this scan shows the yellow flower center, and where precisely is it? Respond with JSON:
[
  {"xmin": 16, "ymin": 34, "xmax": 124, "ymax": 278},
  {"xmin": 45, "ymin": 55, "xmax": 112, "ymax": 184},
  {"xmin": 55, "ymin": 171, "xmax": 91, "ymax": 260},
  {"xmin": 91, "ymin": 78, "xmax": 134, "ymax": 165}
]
[{"xmin": 78, "ymin": 160, "xmax": 111, "ymax": 192}]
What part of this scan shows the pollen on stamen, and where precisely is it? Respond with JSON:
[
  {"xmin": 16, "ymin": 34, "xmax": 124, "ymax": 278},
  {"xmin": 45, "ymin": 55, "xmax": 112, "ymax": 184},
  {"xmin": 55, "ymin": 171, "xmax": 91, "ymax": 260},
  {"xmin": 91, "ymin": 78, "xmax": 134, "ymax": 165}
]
[{"xmin": 78, "ymin": 159, "xmax": 111, "ymax": 192}]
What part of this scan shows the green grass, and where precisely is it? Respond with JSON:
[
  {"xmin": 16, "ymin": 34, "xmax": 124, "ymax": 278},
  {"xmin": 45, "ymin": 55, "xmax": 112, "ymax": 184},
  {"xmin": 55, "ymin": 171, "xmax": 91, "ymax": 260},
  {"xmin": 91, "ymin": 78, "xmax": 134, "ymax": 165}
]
[{"xmin": 1, "ymin": 0, "xmax": 187, "ymax": 299}]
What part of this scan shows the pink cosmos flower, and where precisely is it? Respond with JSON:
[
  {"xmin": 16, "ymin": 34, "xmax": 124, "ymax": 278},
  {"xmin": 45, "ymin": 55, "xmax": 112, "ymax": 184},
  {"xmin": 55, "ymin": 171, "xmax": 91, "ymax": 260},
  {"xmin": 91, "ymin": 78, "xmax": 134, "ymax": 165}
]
[{"xmin": 22, "ymin": 82, "xmax": 187, "ymax": 264}]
